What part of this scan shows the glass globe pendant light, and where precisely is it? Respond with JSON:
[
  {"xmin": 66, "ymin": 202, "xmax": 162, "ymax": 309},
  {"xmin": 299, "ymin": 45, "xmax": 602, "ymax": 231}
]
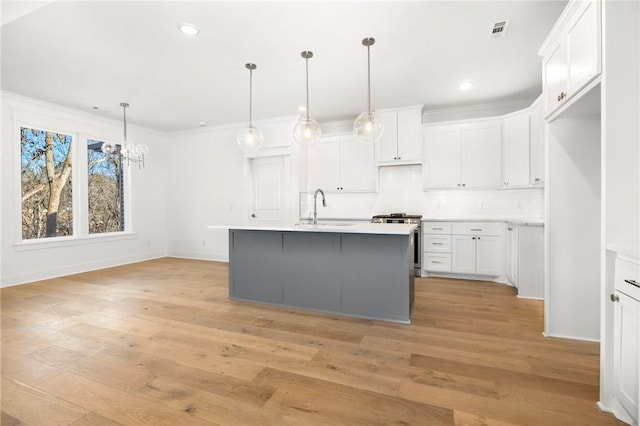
[
  {"xmin": 237, "ymin": 63, "xmax": 264, "ymax": 150},
  {"xmin": 293, "ymin": 51, "xmax": 321, "ymax": 145},
  {"xmin": 354, "ymin": 37, "xmax": 384, "ymax": 143}
]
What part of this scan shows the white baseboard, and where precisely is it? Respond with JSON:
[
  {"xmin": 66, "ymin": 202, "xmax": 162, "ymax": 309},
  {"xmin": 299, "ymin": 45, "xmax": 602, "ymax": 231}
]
[
  {"xmin": 166, "ymin": 250, "xmax": 229, "ymax": 263},
  {"xmin": 542, "ymin": 331, "xmax": 600, "ymax": 343},
  {"xmin": 1, "ymin": 252, "xmax": 166, "ymax": 288}
]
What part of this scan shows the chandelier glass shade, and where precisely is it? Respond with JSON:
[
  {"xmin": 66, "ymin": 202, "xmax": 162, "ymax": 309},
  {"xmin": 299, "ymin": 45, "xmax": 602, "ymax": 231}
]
[
  {"xmin": 293, "ymin": 50, "xmax": 321, "ymax": 145},
  {"xmin": 101, "ymin": 103, "xmax": 148, "ymax": 168},
  {"xmin": 237, "ymin": 63, "xmax": 264, "ymax": 151},
  {"xmin": 353, "ymin": 37, "xmax": 384, "ymax": 143}
]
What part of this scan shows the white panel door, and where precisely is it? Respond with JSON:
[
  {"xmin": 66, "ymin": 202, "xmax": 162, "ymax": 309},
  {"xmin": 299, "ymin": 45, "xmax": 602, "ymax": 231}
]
[
  {"xmin": 475, "ymin": 236, "xmax": 503, "ymax": 276},
  {"xmin": 251, "ymin": 156, "xmax": 285, "ymax": 222},
  {"xmin": 340, "ymin": 135, "xmax": 376, "ymax": 192},
  {"xmin": 307, "ymin": 136, "xmax": 341, "ymax": 191},
  {"xmin": 397, "ymin": 108, "xmax": 422, "ymax": 162},
  {"xmin": 461, "ymin": 122, "xmax": 502, "ymax": 188},
  {"xmin": 613, "ymin": 291, "xmax": 639, "ymax": 421},
  {"xmin": 503, "ymin": 113, "xmax": 530, "ymax": 187},
  {"xmin": 423, "ymin": 126, "xmax": 461, "ymax": 188},
  {"xmin": 451, "ymin": 235, "xmax": 476, "ymax": 274}
]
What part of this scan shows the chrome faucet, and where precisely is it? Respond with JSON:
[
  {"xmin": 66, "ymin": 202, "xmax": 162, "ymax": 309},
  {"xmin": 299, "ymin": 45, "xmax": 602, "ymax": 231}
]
[{"xmin": 313, "ymin": 189, "xmax": 326, "ymax": 224}]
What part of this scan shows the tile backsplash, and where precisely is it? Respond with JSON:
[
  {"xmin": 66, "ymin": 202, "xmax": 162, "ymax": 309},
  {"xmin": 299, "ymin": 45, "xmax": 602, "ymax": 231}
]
[{"xmin": 301, "ymin": 165, "xmax": 544, "ymax": 220}]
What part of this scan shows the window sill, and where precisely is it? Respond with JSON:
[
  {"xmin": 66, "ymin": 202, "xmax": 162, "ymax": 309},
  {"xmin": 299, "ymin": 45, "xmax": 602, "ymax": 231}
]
[{"xmin": 13, "ymin": 232, "xmax": 138, "ymax": 252}]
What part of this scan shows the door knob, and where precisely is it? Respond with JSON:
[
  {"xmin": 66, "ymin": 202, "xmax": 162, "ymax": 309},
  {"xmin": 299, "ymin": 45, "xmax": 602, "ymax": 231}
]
[{"xmin": 610, "ymin": 293, "xmax": 619, "ymax": 302}]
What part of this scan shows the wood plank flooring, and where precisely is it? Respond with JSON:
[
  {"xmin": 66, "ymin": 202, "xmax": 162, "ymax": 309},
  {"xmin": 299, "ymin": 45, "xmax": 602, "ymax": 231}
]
[{"xmin": 1, "ymin": 258, "xmax": 625, "ymax": 425}]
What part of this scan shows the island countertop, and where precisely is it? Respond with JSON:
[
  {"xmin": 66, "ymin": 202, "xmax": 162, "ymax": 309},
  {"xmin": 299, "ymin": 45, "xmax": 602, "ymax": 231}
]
[{"xmin": 219, "ymin": 222, "xmax": 417, "ymax": 235}]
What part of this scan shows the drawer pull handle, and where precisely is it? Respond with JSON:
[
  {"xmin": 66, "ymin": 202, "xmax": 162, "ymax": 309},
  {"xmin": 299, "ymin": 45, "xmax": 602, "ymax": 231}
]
[
  {"xmin": 432, "ymin": 261, "xmax": 443, "ymax": 264},
  {"xmin": 433, "ymin": 228, "xmax": 443, "ymax": 230},
  {"xmin": 471, "ymin": 228, "xmax": 482, "ymax": 231},
  {"xmin": 610, "ymin": 293, "xmax": 619, "ymax": 302},
  {"xmin": 432, "ymin": 242, "xmax": 443, "ymax": 245},
  {"xmin": 624, "ymin": 279, "xmax": 640, "ymax": 288},
  {"xmin": 508, "ymin": 227, "xmax": 513, "ymax": 231}
]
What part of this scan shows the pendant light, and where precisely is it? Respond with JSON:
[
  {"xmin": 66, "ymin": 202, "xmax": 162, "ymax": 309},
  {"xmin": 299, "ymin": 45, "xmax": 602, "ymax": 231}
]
[
  {"xmin": 353, "ymin": 37, "xmax": 384, "ymax": 143},
  {"xmin": 101, "ymin": 102, "xmax": 149, "ymax": 168},
  {"xmin": 237, "ymin": 63, "xmax": 264, "ymax": 150},
  {"xmin": 293, "ymin": 50, "xmax": 321, "ymax": 145}
]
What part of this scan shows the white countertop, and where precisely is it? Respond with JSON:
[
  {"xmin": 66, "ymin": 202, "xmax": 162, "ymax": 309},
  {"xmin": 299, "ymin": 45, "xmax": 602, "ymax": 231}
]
[
  {"xmin": 213, "ymin": 222, "xmax": 417, "ymax": 235},
  {"xmin": 421, "ymin": 217, "xmax": 545, "ymax": 226}
]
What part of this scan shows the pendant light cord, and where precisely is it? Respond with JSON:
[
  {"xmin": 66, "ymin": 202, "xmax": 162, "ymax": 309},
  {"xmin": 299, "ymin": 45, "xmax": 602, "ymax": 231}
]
[
  {"xmin": 305, "ymin": 56, "xmax": 310, "ymax": 120},
  {"xmin": 367, "ymin": 43, "xmax": 371, "ymax": 114},
  {"xmin": 249, "ymin": 67, "xmax": 253, "ymax": 127}
]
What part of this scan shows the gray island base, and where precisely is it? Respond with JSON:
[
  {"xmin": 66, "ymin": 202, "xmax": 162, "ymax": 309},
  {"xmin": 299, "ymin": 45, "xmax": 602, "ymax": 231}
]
[{"xmin": 228, "ymin": 224, "xmax": 416, "ymax": 323}]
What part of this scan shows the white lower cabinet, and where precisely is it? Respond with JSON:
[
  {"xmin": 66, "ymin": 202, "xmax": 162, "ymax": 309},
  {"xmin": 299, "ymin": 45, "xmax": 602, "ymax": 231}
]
[
  {"xmin": 612, "ymin": 256, "xmax": 639, "ymax": 424},
  {"xmin": 424, "ymin": 221, "xmax": 503, "ymax": 278},
  {"xmin": 452, "ymin": 235, "xmax": 503, "ymax": 275}
]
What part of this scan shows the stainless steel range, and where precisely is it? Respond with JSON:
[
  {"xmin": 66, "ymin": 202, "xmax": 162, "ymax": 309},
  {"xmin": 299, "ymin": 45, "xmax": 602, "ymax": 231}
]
[{"xmin": 372, "ymin": 213, "xmax": 422, "ymax": 276}]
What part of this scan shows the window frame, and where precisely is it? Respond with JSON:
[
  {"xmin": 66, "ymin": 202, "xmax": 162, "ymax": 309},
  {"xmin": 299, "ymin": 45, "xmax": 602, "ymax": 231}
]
[{"xmin": 13, "ymin": 110, "xmax": 135, "ymax": 249}]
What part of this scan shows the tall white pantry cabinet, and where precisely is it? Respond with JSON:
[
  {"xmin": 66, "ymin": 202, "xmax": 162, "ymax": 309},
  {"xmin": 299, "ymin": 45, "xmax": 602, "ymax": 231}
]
[{"xmin": 539, "ymin": 0, "xmax": 639, "ymax": 424}]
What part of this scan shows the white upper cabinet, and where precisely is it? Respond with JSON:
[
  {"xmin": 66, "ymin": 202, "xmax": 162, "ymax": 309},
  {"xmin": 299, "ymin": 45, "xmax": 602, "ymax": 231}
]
[
  {"xmin": 502, "ymin": 110, "xmax": 531, "ymax": 187},
  {"xmin": 423, "ymin": 119, "xmax": 502, "ymax": 189},
  {"xmin": 529, "ymin": 96, "xmax": 545, "ymax": 185},
  {"xmin": 540, "ymin": 0, "xmax": 601, "ymax": 117},
  {"xmin": 461, "ymin": 121, "xmax": 502, "ymax": 188},
  {"xmin": 375, "ymin": 106, "xmax": 423, "ymax": 166},
  {"xmin": 307, "ymin": 134, "xmax": 376, "ymax": 193},
  {"xmin": 422, "ymin": 125, "xmax": 461, "ymax": 188}
]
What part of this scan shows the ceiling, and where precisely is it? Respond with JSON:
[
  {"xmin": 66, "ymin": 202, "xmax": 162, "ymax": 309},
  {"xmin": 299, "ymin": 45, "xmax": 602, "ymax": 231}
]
[{"xmin": 1, "ymin": 1, "xmax": 567, "ymax": 133}]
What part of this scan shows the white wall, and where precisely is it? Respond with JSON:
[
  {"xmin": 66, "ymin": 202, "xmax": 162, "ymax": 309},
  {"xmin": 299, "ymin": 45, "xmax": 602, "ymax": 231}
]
[{"xmin": 0, "ymin": 93, "xmax": 168, "ymax": 286}]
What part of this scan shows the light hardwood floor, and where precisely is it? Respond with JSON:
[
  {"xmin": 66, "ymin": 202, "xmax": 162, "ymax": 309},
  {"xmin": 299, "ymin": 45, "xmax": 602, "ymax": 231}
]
[{"xmin": 1, "ymin": 258, "xmax": 624, "ymax": 425}]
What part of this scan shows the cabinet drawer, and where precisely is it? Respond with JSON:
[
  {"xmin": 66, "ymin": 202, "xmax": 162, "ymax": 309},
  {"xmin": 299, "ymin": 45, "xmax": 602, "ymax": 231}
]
[
  {"xmin": 424, "ymin": 253, "xmax": 452, "ymax": 272},
  {"xmin": 615, "ymin": 256, "xmax": 640, "ymax": 301},
  {"xmin": 424, "ymin": 235, "xmax": 452, "ymax": 253},
  {"xmin": 423, "ymin": 222, "xmax": 452, "ymax": 234},
  {"xmin": 452, "ymin": 222, "xmax": 503, "ymax": 236}
]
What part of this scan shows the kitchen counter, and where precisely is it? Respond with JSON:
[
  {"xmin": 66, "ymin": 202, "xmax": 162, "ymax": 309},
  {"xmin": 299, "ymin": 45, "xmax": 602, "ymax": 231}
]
[
  {"xmin": 227, "ymin": 222, "xmax": 416, "ymax": 235},
  {"xmin": 421, "ymin": 217, "xmax": 545, "ymax": 226},
  {"xmin": 228, "ymin": 226, "xmax": 415, "ymax": 323}
]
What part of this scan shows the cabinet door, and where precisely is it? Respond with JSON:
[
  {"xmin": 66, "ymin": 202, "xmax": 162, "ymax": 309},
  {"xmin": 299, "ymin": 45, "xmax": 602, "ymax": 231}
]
[
  {"xmin": 461, "ymin": 122, "xmax": 502, "ymax": 188},
  {"xmin": 396, "ymin": 108, "xmax": 422, "ymax": 163},
  {"xmin": 307, "ymin": 136, "xmax": 341, "ymax": 191},
  {"xmin": 423, "ymin": 126, "xmax": 461, "ymax": 188},
  {"xmin": 503, "ymin": 113, "xmax": 530, "ymax": 187},
  {"xmin": 451, "ymin": 235, "xmax": 476, "ymax": 274},
  {"xmin": 375, "ymin": 111, "xmax": 398, "ymax": 164},
  {"xmin": 475, "ymin": 236, "xmax": 504, "ymax": 276},
  {"xmin": 567, "ymin": 0, "xmax": 600, "ymax": 97},
  {"xmin": 506, "ymin": 226, "xmax": 519, "ymax": 286},
  {"xmin": 529, "ymin": 100, "xmax": 545, "ymax": 185},
  {"xmin": 543, "ymin": 40, "xmax": 568, "ymax": 116},
  {"xmin": 340, "ymin": 135, "xmax": 376, "ymax": 192},
  {"xmin": 613, "ymin": 291, "xmax": 639, "ymax": 421},
  {"xmin": 251, "ymin": 156, "xmax": 286, "ymax": 222}
]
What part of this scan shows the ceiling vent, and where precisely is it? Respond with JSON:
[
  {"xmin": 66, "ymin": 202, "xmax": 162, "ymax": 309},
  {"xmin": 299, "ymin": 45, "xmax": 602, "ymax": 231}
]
[{"xmin": 490, "ymin": 19, "xmax": 510, "ymax": 38}]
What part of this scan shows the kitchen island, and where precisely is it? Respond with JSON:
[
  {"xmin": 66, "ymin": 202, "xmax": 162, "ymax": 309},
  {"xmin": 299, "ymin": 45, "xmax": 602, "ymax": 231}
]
[{"xmin": 228, "ymin": 223, "xmax": 416, "ymax": 323}]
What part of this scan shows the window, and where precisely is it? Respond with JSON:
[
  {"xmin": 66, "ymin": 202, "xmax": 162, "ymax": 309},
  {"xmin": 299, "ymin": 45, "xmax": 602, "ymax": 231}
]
[
  {"xmin": 20, "ymin": 127, "xmax": 73, "ymax": 239},
  {"xmin": 87, "ymin": 139, "xmax": 125, "ymax": 234}
]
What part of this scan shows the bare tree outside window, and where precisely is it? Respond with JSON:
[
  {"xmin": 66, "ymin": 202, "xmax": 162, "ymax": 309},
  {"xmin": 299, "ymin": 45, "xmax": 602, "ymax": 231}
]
[
  {"xmin": 87, "ymin": 140, "xmax": 124, "ymax": 234},
  {"xmin": 21, "ymin": 127, "xmax": 73, "ymax": 239}
]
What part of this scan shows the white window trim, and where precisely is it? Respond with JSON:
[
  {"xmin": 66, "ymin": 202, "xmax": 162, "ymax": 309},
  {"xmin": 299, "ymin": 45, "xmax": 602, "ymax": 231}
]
[{"xmin": 14, "ymin": 110, "xmax": 134, "ymax": 246}]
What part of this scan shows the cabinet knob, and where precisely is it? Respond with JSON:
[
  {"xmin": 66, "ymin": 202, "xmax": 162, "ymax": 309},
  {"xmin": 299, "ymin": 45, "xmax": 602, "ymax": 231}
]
[
  {"xmin": 462, "ymin": 183, "xmax": 466, "ymax": 187},
  {"xmin": 534, "ymin": 178, "xmax": 541, "ymax": 182},
  {"xmin": 472, "ymin": 237, "xmax": 476, "ymax": 240},
  {"xmin": 477, "ymin": 236, "xmax": 481, "ymax": 240},
  {"xmin": 610, "ymin": 293, "xmax": 619, "ymax": 302},
  {"xmin": 251, "ymin": 213, "xmax": 257, "ymax": 218},
  {"xmin": 508, "ymin": 227, "xmax": 513, "ymax": 231}
]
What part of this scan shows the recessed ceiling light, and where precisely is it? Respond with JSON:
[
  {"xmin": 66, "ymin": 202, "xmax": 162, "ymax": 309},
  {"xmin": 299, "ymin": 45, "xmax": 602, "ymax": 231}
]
[
  {"xmin": 178, "ymin": 23, "xmax": 199, "ymax": 36},
  {"xmin": 459, "ymin": 81, "xmax": 473, "ymax": 91},
  {"xmin": 199, "ymin": 121, "xmax": 207, "ymax": 127}
]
